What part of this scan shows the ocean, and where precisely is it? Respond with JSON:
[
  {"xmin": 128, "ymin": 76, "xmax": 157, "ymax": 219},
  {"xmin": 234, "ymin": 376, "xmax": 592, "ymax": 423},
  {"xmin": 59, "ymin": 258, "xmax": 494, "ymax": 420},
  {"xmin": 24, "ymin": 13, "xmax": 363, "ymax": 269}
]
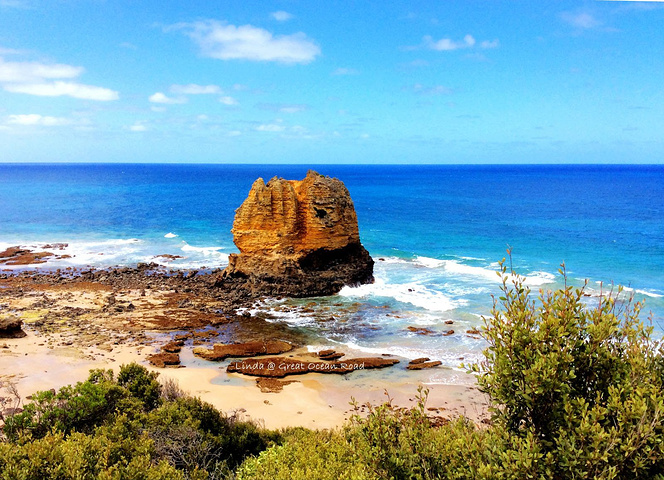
[{"xmin": 1, "ymin": 164, "xmax": 663, "ymax": 384}]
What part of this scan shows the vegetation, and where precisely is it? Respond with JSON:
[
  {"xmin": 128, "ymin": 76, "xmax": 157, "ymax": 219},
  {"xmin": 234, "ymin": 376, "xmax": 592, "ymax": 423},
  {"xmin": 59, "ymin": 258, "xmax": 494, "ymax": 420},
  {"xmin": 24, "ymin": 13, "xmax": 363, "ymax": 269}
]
[{"xmin": 2, "ymin": 260, "xmax": 664, "ymax": 479}]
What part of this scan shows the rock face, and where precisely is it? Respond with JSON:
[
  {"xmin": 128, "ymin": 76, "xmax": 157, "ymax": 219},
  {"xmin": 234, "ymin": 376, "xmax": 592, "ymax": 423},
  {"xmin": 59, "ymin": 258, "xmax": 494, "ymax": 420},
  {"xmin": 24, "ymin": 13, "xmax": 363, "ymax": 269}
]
[{"xmin": 222, "ymin": 170, "xmax": 374, "ymax": 297}]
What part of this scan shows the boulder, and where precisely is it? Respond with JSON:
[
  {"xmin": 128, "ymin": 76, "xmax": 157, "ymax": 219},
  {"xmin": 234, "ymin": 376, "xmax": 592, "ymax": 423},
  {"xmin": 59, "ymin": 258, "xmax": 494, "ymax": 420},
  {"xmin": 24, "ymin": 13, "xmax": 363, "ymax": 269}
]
[
  {"xmin": 407, "ymin": 359, "xmax": 442, "ymax": 370},
  {"xmin": 147, "ymin": 352, "xmax": 181, "ymax": 368},
  {"xmin": 193, "ymin": 340, "xmax": 294, "ymax": 361},
  {"xmin": 0, "ymin": 317, "xmax": 27, "ymax": 339},
  {"xmin": 221, "ymin": 170, "xmax": 374, "ymax": 297}
]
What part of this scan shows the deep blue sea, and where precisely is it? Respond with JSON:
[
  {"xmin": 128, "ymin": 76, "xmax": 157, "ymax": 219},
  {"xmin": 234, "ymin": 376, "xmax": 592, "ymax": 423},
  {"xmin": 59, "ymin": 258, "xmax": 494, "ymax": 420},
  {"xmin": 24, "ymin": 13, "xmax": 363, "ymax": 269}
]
[{"xmin": 1, "ymin": 164, "xmax": 663, "ymax": 384}]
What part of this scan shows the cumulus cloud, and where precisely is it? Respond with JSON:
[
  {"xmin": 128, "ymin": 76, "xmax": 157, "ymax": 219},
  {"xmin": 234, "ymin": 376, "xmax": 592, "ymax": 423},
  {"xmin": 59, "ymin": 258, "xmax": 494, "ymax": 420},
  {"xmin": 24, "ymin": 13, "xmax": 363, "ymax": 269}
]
[
  {"xmin": 6, "ymin": 114, "xmax": 70, "ymax": 126},
  {"xmin": 170, "ymin": 83, "xmax": 222, "ymax": 95},
  {"xmin": 0, "ymin": 57, "xmax": 118, "ymax": 100},
  {"xmin": 219, "ymin": 96, "xmax": 238, "ymax": 105},
  {"xmin": 148, "ymin": 92, "xmax": 187, "ymax": 104},
  {"xmin": 271, "ymin": 11, "xmax": 293, "ymax": 22},
  {"xmin": 5, "ymin": 81, "xmax": 119, "ymax": 100},
  {"xmin": 174, "ymin": 20, "xmax": 320, "ymax": 64},
  {"xmin": 0, "ymin": 57, "xmax": 82, "ymax": 83}
]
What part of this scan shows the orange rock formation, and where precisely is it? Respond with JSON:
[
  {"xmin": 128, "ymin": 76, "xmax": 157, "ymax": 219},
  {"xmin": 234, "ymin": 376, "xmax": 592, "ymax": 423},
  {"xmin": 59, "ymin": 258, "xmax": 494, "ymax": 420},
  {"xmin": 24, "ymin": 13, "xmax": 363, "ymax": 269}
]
[{"xmin": 222, "ymin": 170, "xmax": 373, "ymax": 297}]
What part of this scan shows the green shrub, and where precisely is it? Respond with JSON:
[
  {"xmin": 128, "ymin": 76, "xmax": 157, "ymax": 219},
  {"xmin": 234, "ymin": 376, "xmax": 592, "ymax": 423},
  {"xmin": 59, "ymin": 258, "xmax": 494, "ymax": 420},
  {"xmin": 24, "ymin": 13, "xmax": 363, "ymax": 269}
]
[
  {"xmin": 146, "ymin": 395, "xmax": 279, "ymax": 477},
  {"xmin": 117, "ymin": 363, "xmax": 162, "ymax": 411},
  {"xmin": 3, "ymin": 368, "xmax": 130, "ymax": 440},
  {"xmin": 473, "ymin": 260, "xmax": 664, "ymax": 479},
  {"xmin": 0, "ymin": 418, "xmax": 184, "ymax": 479}
]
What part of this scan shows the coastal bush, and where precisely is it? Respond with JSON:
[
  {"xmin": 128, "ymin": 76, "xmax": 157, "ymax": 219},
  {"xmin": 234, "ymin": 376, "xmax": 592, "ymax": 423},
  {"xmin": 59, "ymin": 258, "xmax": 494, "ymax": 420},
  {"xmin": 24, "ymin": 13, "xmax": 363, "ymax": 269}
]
[
  {"xmin": 473, "ymin": 261, "xmax": 664, "ymax": 478},
  {"xmin": 4, "ymin": 263, "xmax": 664, "ymax": 479},
  {"xmin": 3, "ymin": 368, "xmax": 129, "ymax": 440},
  {"xmin": 237, "ymin": 392, "xmax": 492, "ymax": 480},
  {"xmin": 117, "ymin": 362, "xmax": 163, "ymax": 411},
  {"xmin": 0, "ymin": 417, "xmax": 184, "ymax": 479},
  {"xmin": 146, "ymin": 395, "xmax": 279, "ymax": 476}
]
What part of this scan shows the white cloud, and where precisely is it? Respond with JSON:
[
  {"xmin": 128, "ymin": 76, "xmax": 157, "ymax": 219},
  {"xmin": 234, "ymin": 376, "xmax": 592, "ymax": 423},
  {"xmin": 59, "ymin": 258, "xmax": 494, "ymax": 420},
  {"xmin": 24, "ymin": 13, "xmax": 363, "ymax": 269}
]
[
  {"xmin": 256, "ymin": 123, "xmax": 285, "ymax": 132},
  {"xmin": 561, "ymin": 11, "xmax": 601, "ymax": 29},
  {"xmin": 219, "ymin": 95, "xmax": 238, "ymax": 105},
  {"xmin": 6, "ymin": 114, "xmax": 70, "ymax": 126},
  {"xmin": 258, "ymin": 103, "xmax": 307, "ymax": 113},
  {"xmin": 175, "ymin": 20, "xmax": 320, "ymax": 64},
  {"xmin": 5, "ymin": 81, "xmax": 119, "ymax": 100},
  {"xmin": 148, "ymin": 92, "xmax": 187, "ymax": 104},
  {"xmin": 0, "ymin": 57, "xmax": 118, "ymax": 101},
  {"xmin": 0, "ymin": 0, "xmax": 28, "ymax": 8},
  {"xmin": 0, "ymin": 57, "xmax": 82, "ymax": 83},
  {"xmin": 271, "ymin": 10, "xmax": 293, "ymax": 22},
  {"xmin": 333, "ymin": 67, "xmax": 359, "ymax": 76},
  {"xmin": 170, "ymin": 83, "xmax": 222, "ymax": 95},
  {"xmin": 129, "ymin": 122, "xmax": 147, "ymax": 132},
  {"xmin": 280, "ymin": 105, "xmax": 306, "ymax": 113},
  {"xmin": 480, "ymin": 39, "xmax": 500, "ymax": 49},
  {"xmin": 228, "ymin": 130, "xmax": 242, "ymax": 137},
  {"xmin": 424, "ymin": 34, "xmax": 476, "ymax": 51}
]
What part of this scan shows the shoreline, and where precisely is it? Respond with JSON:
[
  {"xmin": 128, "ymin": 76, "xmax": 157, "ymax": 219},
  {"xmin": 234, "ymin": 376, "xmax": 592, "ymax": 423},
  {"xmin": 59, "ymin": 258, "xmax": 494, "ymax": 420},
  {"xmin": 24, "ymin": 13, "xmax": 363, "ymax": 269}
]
[{"xmin": 1, "ymin": 263, "xmax": 489, "ymax": 430}]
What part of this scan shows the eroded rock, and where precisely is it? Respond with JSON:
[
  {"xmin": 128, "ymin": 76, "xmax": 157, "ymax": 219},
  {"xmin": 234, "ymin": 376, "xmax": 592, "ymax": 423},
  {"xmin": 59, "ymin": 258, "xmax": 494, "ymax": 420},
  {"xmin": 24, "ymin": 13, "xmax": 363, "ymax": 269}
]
[
  {"xmin": 147, "ymin": 352, "xmax": 181, "ymax": 368},
  {"xmin": 221, "ymin": 171, "xmax": 374, "ymax": 297},
  {"xmin": 407, "ymin": 359, "xmax": 442, "ymax": 370},
  {"xmin": 0, "ymin": 316, "xmax": 27, "ymax": 339}
]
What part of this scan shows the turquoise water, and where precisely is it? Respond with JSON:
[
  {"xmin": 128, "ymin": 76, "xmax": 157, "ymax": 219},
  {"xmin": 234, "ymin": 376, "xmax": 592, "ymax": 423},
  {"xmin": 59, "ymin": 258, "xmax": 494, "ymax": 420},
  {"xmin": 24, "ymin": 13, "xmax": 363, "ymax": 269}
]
[{"xmin": 1, "ymin": 164, "xmax": 663, "ymax": 382}]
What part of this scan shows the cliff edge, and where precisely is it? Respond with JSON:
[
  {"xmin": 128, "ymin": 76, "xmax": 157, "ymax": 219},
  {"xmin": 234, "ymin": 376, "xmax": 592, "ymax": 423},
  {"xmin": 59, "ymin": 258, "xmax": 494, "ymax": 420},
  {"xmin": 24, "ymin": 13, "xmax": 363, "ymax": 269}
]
[{"xmin": 222, "ymin": 170, "xmax": 374, "ymax": 297}]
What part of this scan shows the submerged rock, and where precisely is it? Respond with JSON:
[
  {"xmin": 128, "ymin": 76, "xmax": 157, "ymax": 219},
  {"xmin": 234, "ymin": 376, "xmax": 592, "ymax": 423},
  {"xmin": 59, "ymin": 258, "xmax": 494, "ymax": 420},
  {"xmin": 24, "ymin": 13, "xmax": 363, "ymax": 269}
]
[
  {"xmin": 407, "ymin": 358, "xmax": 442, "ymax": 370},
  {"xmin": 0, "ymin": 247, "xmax": 54, "ymax": 266},
  {"xmin": 220, "ymin": 170, "xmax": 374, "ymax": 297}
]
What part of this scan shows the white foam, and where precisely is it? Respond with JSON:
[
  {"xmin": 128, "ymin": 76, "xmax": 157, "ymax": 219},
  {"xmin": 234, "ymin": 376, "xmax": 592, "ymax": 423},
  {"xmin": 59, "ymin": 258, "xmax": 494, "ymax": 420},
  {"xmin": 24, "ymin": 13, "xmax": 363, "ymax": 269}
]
[
  {"xmin": 339, "ymin": 278, "xmax": 463, "ymax": 312},
  {"xmin": 337, "ymin": 340, "xmax": 485, "ymax": 367},
  {"xmin": 623, "ymin": 286, "xmax": 664, "ymax": 299},
  {"xmin": 414, "ymin": 256, "xmax": 446, "ymax": 268},
  {"xmin": 180, "ymin": 242, "xmax": 226, "ymax": 256},
  {"xmin": 522, "ymin": 271, "xmax": 557, "ymax": 287},
  {"xmin": 164, "ymin": 232, "xmax": 178, "ymax": 238}
]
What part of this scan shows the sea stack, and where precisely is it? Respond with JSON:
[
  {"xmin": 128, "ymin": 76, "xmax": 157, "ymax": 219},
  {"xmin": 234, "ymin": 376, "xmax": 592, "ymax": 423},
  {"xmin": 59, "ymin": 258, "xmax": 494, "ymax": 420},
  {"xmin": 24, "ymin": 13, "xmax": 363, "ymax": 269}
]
[{"xmin": 222, "ymin": 170, "xmax": 374, "ymax": 297}]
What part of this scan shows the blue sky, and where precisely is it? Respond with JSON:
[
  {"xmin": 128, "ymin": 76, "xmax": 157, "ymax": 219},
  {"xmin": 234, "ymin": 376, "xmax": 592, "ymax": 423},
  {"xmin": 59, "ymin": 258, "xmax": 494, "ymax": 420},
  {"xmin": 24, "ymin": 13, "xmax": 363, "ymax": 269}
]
[{"xmin": 0, "ymin": 0, "xmax": 663, "ymax": 164}]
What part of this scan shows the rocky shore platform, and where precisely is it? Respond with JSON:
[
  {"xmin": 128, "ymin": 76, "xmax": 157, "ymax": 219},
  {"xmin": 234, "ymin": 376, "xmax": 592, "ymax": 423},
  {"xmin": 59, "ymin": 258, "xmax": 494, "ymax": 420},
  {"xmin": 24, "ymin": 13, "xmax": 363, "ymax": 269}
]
[{"xmin": 0, "ymin": 262, "xmax": 489, "ymax": 429}]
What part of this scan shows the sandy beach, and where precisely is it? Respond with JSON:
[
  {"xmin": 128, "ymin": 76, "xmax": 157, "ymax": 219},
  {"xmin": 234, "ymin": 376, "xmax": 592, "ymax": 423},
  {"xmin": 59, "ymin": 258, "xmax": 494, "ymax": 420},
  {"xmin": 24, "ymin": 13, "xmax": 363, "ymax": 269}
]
[{"xmin": 0, "ymin": 265, "xmax": 489, "ymax": 430}]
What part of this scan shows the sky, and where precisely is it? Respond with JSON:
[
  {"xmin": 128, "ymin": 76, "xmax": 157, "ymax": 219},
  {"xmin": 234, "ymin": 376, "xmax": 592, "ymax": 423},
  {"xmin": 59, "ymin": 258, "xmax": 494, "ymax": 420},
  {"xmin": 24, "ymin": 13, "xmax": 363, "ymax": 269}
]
[{"xmin": 0, "ymin": 0, "xmax": 663, "ymax": 164}]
